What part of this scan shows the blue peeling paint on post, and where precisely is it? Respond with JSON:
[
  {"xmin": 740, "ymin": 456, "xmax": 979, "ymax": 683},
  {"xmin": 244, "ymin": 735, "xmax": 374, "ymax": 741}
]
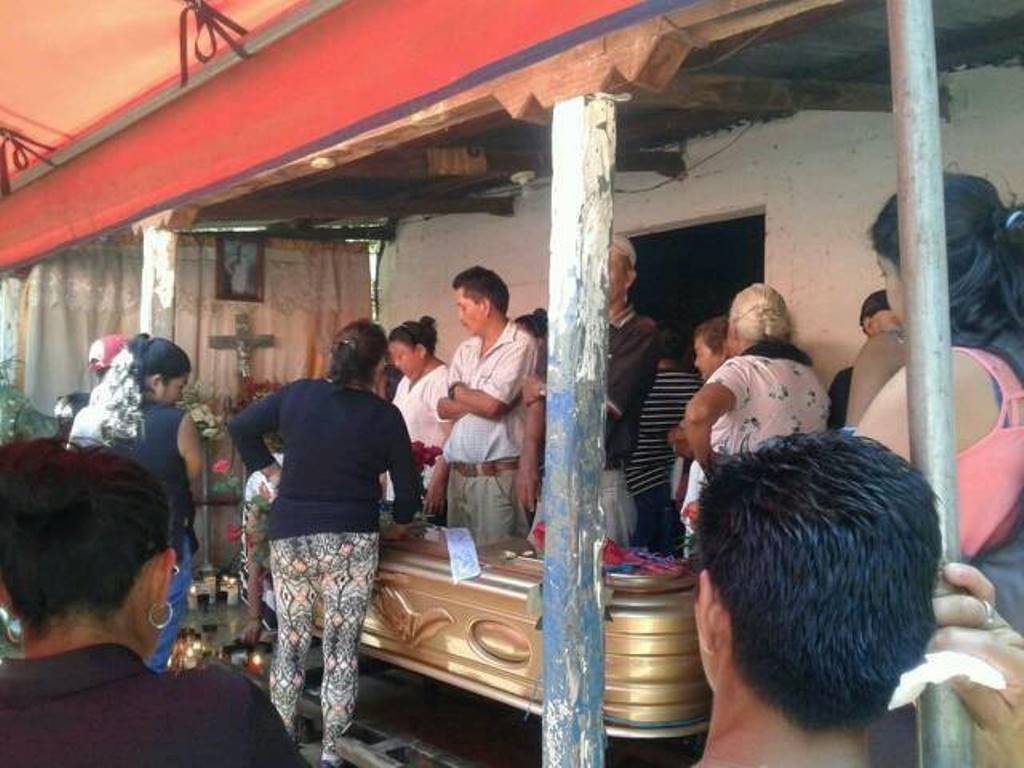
[{"xmin": 542, "ymin": 94, "xmax": 615, "ymax": 768}]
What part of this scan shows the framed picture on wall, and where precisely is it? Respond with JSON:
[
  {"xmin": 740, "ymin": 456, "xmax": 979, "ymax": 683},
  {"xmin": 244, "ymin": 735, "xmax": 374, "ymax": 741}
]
[{"xmin": 216, "ymin": 236, "xmax": 264, "ymax": 303}]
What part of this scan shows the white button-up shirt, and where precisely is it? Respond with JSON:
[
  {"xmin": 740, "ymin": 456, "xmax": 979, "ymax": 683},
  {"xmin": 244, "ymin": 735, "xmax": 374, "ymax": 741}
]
[{"xmin": 443, "ymin": 321, "xmax": 537, "ymax": 464}]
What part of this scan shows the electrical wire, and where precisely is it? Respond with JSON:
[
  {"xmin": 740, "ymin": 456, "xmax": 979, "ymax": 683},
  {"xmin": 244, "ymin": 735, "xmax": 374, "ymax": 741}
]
[
  {"xmin": 615, "ymin": 123, "xmax": 753, "ymax": 194},
  {"xmin": 614, "ymin": 169, "xmax": 686, "ymax": 195},
  {"xmin": 685, "ymin": 123, "xmax": 754, "ymax": 174},
  {"xmin": 666, "ymin": 21, "xmax": 776, "ymax": 74}
]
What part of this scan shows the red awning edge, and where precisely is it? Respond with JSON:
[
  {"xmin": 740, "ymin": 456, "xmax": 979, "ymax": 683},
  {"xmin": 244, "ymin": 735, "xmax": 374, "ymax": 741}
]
[{"xmin": 0, "ymin": 0, "xmax": 700, "ymax": 267}]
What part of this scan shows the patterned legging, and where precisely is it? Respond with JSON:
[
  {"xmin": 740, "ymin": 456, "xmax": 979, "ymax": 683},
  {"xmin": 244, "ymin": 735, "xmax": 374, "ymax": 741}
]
[{"xmin": 269, "ymin": 532, "xmax": 379, "ymax": 760}]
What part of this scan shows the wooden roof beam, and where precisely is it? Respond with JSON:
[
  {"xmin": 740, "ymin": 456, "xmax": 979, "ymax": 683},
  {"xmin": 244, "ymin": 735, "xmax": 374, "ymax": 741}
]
[
  {"xmin": 490, "ymin": 1, "xmax": 849, "ymax": 124},
  {"xmin": 183, "ymin": 220, "xmax": 399, "ymax": 241},
  {"xmin": 632, "ymin": 74, "xmax": 893, "ymax": 113},
  {"xmin": 191, "ymin": 0, "xmax": 850, "ymax": 206},
  {"xmin": 196, "ymin": 195, "xmax": 515, "ymax": 222},
  {"xmin": 328, "ymin": 147, "xmax": 685, "ymax": 180}
]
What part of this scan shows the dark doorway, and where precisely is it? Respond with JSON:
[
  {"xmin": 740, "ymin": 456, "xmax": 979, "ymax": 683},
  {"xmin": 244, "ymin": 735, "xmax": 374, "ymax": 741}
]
[{"xmin": 631, "ymin": 214, "xmax": 765, "ymax": 351}]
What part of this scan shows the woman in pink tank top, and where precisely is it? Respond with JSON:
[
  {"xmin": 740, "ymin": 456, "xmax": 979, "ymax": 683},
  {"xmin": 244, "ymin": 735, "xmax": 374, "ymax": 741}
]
[{"xmin": 856, "ymin": 174, "xmax": 1024, "ymax": 628}]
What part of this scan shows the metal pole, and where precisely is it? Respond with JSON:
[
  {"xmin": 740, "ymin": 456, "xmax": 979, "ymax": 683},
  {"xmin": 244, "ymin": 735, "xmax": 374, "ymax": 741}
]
[
  {"xmin": 542, "ymin": 94, "xmax": 616, "ymax": 768},
  {"xmin": 884, "ymin": 1, "xmax": 974, "ymax": 765}
]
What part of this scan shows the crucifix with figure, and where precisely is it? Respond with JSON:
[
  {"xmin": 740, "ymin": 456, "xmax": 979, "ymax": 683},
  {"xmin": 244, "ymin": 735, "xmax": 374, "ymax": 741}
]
[{"xmin": 209, "ymin": 313, "xmax": 274, "ymax": 384}]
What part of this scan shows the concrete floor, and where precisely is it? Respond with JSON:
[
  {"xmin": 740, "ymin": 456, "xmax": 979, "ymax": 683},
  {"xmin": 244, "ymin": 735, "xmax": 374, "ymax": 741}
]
[
  {"xmin": 1, "ymin": 602, "xmax": 703, "ymax": 767},
  {"xmin": 182, "ymin": 603, "xmax": 703, "ymax": 768},
  {"xmin": 331, "ymin": 668, "xmax": 703, "ymax": 768}
]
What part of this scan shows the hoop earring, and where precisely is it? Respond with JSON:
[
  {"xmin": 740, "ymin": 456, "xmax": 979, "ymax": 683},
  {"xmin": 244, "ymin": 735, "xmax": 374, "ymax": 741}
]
[{"xmin": 148, "ymin": 602, "xmax": 174, "ymax": 630}]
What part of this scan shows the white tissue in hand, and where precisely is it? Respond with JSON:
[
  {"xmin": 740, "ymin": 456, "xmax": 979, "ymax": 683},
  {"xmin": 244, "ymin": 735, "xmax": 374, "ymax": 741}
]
[{"xmin": 889, "ymin": 650, "xmax": 1007, "ymax": 710}]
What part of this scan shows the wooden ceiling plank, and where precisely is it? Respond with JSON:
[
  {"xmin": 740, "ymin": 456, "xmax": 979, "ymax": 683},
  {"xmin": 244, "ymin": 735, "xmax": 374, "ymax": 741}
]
[
  {"xmin": 197, "ymin": 195, "xmax": 515, "ymax": 221},
  {"xmin": 633, "ymin": 73, "xmax": 892, "ymax": 112},
  {"xmin": 189, "ymin": 0, "xmax": 851, "ymax": 212}
]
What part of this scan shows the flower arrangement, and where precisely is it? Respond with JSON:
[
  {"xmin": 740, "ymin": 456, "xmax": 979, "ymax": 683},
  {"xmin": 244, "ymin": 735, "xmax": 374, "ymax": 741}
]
[
  {"xmin": 210, "ymin": 457, "xmax": 242, "ymax": 498},
  {"xmin": 234, "ymin": 378, "xmax": 284, "ymax": 453},
  {"xmin": 411, "ymin": 441, "xmax": 443, "ymax": 474},
  {"xmin": 179, "ymin": 383, "xmax": 224, "ymax": 442},
  {"xmin": 0, "ymin": 357, "xmax": 58, "ymax": 445},
  {"xmin": 223, "ymin": 456, "xmax": 276, "ymax": 568},
  {"xmin": 236, "ymin": 378, "xmax": 283, "ymax": 411}
]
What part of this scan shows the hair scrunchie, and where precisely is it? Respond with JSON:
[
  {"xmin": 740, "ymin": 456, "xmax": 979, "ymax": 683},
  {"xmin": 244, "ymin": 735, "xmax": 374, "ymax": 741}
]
[{"xmin": 993, "ymin": 208, "xmax": 1024, "ymax": 246}]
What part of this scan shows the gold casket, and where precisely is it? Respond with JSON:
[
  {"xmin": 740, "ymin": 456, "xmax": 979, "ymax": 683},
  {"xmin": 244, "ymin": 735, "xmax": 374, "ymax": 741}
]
[{"xmin": 358, "ymin": 536, "xmax": 711, "ymax": 738}]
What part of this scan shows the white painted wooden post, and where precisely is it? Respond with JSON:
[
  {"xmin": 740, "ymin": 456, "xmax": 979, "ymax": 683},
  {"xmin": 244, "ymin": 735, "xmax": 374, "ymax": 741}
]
[
  {"xmin": 0, "ymin": 275, "xmax": 23, "ymax": 369},
  {"xmin": 140, "ymin": 228, "xmax": 177, "ymax": 339},
  {"xmin": 542, "ymin": 94, "xmax": 616, "ymax": 768}
]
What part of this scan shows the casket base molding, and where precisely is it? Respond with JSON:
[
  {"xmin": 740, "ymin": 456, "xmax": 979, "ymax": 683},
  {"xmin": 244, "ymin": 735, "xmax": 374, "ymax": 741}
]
[{"xmin": 359, "ymin": 537, "xmax": 711, "ymax": 739}]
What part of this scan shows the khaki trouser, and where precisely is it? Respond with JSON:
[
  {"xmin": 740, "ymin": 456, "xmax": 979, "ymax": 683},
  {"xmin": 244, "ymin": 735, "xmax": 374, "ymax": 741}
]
[
  {"xmin": 447, "ymin": 469, "xmax": 529, "ymax": 545},
  {"xmin": 527, "ymin": 468, "xmax": 637, "ymax": 546},
  {"xmin": 600, "ymin": 468, "xmax": 637, "ymax": 546}
]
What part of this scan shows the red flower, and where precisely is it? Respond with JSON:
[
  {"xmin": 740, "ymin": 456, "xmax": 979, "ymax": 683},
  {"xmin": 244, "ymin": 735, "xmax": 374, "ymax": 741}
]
[
  {"xmin": 212, "ymin": 459, "xmax": 231, "ymax": 475},
  {"xmin": 602, "ymin": 539, "xmax": 628, "ymax": 565},
  {"xmin": 234, "ymin": 379, "xmax": 284, "ymax": 413},
  {"xmin": 410, "ymin": 441, "xmax": 442, "ymax": 473}
]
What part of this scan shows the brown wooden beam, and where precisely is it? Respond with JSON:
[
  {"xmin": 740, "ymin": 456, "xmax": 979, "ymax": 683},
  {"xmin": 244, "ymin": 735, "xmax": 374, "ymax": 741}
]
[
  {"xmin": 184, "ymin": 221, "xmax": 398, "ymax": 241},
  {"xmin": 632, "ymin": 73, "xmax": 892, "ymax": 113},
  {"xmin": 196, "ymin": 195, "xmax": 515, "ymax": 222},
  {"xmin": 328, "ymin": 147, "xmax": 685, "ymax": 181},
  {"xmin": 190, "ymin": 0, "xmax": 848, "ymax": 208},
  {"xmin": 618, "ymin": 109, "xmax": 779, "ymax": 145}
]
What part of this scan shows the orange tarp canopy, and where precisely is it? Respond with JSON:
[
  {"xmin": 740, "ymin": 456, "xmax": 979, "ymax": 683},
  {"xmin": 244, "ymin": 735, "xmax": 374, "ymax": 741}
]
[{"xmin": 0, "ymin": 0, "xmax": 698, "ymax": 267}]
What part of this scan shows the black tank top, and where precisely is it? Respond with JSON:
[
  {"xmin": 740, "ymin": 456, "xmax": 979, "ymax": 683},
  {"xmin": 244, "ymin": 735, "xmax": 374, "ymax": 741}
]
[{"xmin": 113, "ymin": 403, "xmax": 197, "ymax": 558}]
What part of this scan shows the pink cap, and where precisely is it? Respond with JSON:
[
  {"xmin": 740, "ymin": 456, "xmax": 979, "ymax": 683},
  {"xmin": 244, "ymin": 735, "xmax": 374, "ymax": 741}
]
[{"xmin": 88, "ymin": 334, "xmax": 128, "ymax": 373}]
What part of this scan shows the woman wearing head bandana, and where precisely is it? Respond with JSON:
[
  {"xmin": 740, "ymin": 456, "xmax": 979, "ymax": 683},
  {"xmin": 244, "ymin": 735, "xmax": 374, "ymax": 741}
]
[{"xmin": 70, "ymin": 334, "xmax": 202, "ymax": 672}]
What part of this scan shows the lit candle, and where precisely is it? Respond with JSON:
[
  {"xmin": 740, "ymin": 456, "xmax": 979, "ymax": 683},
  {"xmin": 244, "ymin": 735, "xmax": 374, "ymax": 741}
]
[
  {"xmin": 223, "ymin": 577, "xmax": 239, "ymax": 607},
  {"xmin": 228, "ymin": 646, "xmax": 248, "ymax": 667},
  {"xmin": 187, "ymin": 584, "xmax": 199, "ymax": 611}
]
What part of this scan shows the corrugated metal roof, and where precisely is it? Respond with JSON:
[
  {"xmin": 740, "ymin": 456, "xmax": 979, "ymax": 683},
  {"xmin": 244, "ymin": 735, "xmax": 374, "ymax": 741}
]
[{"xmin": 709, "ymin": 0, "xmax": 1023, "ymax": 82}]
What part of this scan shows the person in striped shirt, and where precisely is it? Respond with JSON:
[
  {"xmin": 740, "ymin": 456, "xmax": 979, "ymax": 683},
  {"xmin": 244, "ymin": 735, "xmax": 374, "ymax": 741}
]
[{"xmin": 626, "ymin": 327, "xmax": 702, "ymax": 554}]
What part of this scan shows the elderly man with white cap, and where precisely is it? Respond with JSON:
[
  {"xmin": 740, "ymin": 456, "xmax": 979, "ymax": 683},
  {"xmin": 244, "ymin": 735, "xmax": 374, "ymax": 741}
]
[
  {"xmin": 521, "ymin": 236, "xmax": 659, "ymax": 545},
  {"xmin": 602, "ymin": 235, "xmax": 660, "ymax": 544}
]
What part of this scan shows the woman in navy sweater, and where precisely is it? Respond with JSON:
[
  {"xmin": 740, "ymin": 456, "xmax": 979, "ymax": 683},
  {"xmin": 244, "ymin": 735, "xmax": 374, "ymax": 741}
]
[{"xmin": 229, "ymin": 320, "xmax": 418, "ymax": 768}]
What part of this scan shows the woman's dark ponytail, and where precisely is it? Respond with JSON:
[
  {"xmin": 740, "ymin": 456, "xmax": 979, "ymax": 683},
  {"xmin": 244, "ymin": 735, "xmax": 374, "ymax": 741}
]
[
  {"xmin": 132, "ymin": 335, "xmax": 191, "ymax": 387},
  {"xmin": 330, "ymin": 320, "xmax": 388, "ymax": 390}
]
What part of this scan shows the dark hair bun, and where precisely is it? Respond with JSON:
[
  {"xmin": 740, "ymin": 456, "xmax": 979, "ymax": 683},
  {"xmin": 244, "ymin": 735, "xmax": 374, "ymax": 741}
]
[
  {"xmin": 871, "ymin": 174, "xmax": 1024, "ymax": 347},
  {"xmin": 0, "ymin": 440, "xmax": 170, "ymax": 630},
  {"xmin": 128, "ymin": 333, "xmax": 191, "ymax": 385},
  {"xmin": 388, "ymin": 317, "xmax": 439, "ymax": 355},
  {"xmin": 330, "ymin": 320, "xmax": 389, "ymax": 389}
]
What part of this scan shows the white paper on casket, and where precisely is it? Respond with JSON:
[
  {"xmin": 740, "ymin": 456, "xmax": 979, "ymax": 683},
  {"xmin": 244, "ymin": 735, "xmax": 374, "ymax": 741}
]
[{"xmin": 444, "ymin": 527, "xmax": 482, "ymax": 583}]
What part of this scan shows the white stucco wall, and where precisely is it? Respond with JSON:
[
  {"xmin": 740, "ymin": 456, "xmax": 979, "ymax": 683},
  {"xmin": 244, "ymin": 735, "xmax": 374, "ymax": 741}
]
[{"xmin": 379, "ymin": 65, "xmax": 1024, "ymax": 381}]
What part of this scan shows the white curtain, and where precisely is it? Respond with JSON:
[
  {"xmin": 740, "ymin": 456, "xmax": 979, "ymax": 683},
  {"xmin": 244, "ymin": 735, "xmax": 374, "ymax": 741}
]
[
  {"xmin": 21, "ymin": 235, "xmax": 142, "ymax": 410},
  {"xmin": 174, "ymin": 236, "xmax": 371, "ymax": 399},
  {"xmin": 19, "ymin": 234, "xmax": 370, "ymax": 411}
]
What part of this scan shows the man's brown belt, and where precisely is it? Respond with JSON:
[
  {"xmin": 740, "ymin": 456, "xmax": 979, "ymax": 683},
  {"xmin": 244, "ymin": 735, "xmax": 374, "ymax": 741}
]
[{"xmin": 450, "ymin": 460, "xmax": 519, "ymax": 477}]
